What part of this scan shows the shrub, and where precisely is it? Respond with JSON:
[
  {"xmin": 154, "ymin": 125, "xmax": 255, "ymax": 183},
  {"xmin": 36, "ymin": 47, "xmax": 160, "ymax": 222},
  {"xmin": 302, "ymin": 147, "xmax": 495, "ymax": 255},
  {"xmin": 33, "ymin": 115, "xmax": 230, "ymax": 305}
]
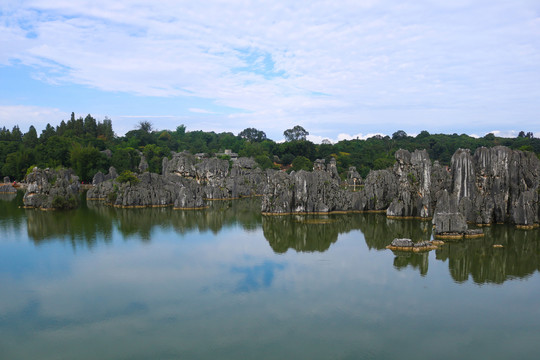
[{"xmin": 116, "ymin": 170, "xmax": 139, "ymax": 184}]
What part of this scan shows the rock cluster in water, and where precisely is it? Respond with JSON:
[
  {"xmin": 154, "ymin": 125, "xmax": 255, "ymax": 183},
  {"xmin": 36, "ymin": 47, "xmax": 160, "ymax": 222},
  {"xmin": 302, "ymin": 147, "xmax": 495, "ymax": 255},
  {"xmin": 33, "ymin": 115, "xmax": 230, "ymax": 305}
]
[
  {"xmin": 73, "ymin": 145, "xmax": 540, "ymax": 229},
  {"xmin": 260, "ymin": 146, "xmax": 539, "ymax": 230},
  {"xmin": 23, "ymin": 167, "xmax": 80, "ymax": 209},
  {"xmin": 1, "ymin": 176, "xmax": 16, "ymax": 194},
  {"xmin": 385, "ymin": 238, "xmax": 438, "ymax": 252},
  {"xmin": 88, "ymin": 151, "xmax": 268, "ymax": 208}
]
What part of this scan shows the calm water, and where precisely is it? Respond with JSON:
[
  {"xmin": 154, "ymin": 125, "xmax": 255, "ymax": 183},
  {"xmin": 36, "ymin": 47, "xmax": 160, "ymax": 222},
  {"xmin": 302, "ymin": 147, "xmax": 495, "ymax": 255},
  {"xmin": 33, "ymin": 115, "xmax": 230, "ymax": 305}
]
[{"xmin": 1, "ymin": 192, "xmax": 540, "ymax": 359}]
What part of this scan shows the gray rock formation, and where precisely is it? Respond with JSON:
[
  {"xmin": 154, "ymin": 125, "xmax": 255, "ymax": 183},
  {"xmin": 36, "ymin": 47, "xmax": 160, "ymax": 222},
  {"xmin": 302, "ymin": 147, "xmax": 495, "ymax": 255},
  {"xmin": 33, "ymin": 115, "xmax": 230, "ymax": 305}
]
[
  {"xmin": 387, "ymin": 149, "xmax": 432, "ymax": 218},
  {"xmin": 313, "ymin": 159, "xmax": 326, "ymax": 171},
  {"xmin": 3, "ymin": 176, "xmax": 10, "ymax": 183},
  {"xmin": 327, "ymin": 157, "xmax": 340, "ymax": 181},
  {"xmin": 89, "ymin": 171, "xmax": 205, "ymax": 209},
  {"xmin": 89, "ymin": 153, "xmax": 269, "ymax": 208},
  {"xmin": 449, "ymin": 146, "xmax": 539, "ymax": 226},
  {"xmin": 162, "ymin": 151, "xmax": 198, "ymax": 178},
  {"xmin": 360, "ymin": 169, "xmax": 398, "ymax": 211},
  {"xmin": 114, "ymin": 172, "xmax": 204, "ymax": 208},
  {"xmin": 390, "ymin": 238, "xmax": 414, "ymax": 247},
  {"xmin": 138, "ymin": 154, "xmax": 149, "ymax": 173},
  {"xmin": 92, "ymin": 166, "xmax": 118, "ymax": 186},
  {"xmin": 0, "ymin": 184, "xmax": 16, "ymax": 193},
  {"xmin": 23, "ymin": 168, "xmax": 80, "ymax": 209},
  {"xmin": 346, "ymin": 166, "xmax": 362, "ymax": 186},
  {"xmin": 83, "ymin": 146, "xmax": 539, "ymax": 228},
  {"xmin": 432, "ymin": 190, "xmax": 468, "ymax": 235},
  {"xmin": 262, "ymin": 166, "xmax": 353, "ymax": 214}
]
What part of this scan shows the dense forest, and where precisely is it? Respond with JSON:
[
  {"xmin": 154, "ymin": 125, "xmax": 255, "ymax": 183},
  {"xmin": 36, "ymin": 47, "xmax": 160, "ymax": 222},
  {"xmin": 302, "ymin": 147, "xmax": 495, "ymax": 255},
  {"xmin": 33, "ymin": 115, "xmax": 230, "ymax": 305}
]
[{"xmin": 1, "ymin": 112, "xmax": 539, "ymax": 182}]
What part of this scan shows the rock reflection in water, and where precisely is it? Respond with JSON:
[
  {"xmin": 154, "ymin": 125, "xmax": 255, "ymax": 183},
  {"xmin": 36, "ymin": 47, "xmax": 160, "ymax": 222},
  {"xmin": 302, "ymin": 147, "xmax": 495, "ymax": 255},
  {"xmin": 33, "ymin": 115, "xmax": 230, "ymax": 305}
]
[
  {"xmin": 436, "ymin": 225, "xmax": 540, "ymax": 284},
  {"xmin": 0, "ymin": 192, "xmax": 17, "ymax": 202},
  {"xmin": 392, "ymin": 252, "xmax": 429, "ymax": 276},
  {"xmin": 88, "ymin": 197, "xmax": 261, "ymax": 241},
  {"xmin": 360, "ymin": 215, "xmax": 433, "ymax": 250},
  {"xmin": 10, "ymin": 191, "xmax": 540, "ymax": 284},
  {"xmin": 26, "ymin": 203, "xmax": 114, "ymax": 248},
  {"xmin": 262, "ymin": 213, "xmax": 433, "ymax": 253},
  {"xmin": 262, "ymin": 215, "xmax": 342, "ymax": 253}
]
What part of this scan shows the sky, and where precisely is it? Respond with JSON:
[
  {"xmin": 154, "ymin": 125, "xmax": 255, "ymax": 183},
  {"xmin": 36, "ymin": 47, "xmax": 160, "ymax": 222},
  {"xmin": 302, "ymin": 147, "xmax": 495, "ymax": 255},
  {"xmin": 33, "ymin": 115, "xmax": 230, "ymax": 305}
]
[{"xmin": 1, "ymin": 0, "xmax": 539, "ymax": 143}]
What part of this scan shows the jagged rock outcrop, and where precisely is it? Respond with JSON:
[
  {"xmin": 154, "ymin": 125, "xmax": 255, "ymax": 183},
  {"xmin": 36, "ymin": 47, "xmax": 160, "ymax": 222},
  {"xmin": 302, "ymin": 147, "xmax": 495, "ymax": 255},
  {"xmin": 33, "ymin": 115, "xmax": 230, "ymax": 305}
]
[
  {"xmin": 326, "ymin": 157, "xmax": 340, "ymax": 181},
  {"xmin": 89, "ymin": 171, "xmax": 205, "ymax": 209},
  {"xmin": 114, "ymin": 172, "xmax": 205, "ymax": 208},
  {"xmin": 84, "ymin": 146, "xmax": 539, "ymax": 228},
  {"xmin": 432, "ymin": 190, "xmax": 468, "ymax": 234},
  {"xmin": 92, "ymin": 167, "xmax": 118, "ymax": 186},
  {"xmin": 430, "ymin": 160, "xmax": 452, "ymax": 210},
  {"xmin": 360, "ymin": 169, "xmax": 398, "ymax": 211},
  {"xmin": 387, "ymin": 149, "xmax": 432, "ymax": 218},
  {"xmin": 23, "ymin": 168, "xmax": 80, "ymax": 209},
  {"xmin": 262, "ymin": 168, "xmax": 353, "ymax": 214},
  {"xmin": 450, "ymin": 146, "xmax": 539, "ymax": 226},
  {"xmin": 385, "ymin": 238, "xmax": 437, "ymax": 252},
  {"xmin": 432, "ymin": 189, "xmax": 484, "ymax": 238},
  {"xmin": 163, "ymin": 152, "xmax": 266, "ymax": 199},
  {"xmin": 346, "ymin": 166, "xmax": 362, "ymax": 186},
  {"xmin": 138, "ymin": 154, "xmax": 149, "ymax": 173},
  {"xmin": 162, "ymin": 151, "xmax": 198, "ymax": 178},
  {"xmin": 89, "ymin": 153, "xmax": 270, "ymax": 208},
  {"xmin": 0, "ymin": 184, "xmax": 16, "ymax": 193}
]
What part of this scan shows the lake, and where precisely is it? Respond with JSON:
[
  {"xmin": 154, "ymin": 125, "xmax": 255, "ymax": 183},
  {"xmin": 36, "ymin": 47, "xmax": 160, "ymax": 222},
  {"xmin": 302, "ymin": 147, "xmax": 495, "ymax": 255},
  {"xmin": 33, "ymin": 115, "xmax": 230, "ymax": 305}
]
[{"xmin": 1, "ymin": 192, "xmax": 540, "ymax": 359}]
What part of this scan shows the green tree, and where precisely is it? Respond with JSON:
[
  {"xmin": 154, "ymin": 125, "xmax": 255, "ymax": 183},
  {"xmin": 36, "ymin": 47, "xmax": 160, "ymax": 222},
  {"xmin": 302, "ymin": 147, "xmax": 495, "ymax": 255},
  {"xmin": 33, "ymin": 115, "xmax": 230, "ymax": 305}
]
[
  {"xmin": 2, "ymin": 150, "xmax": 34, "ymax": 180},
  {"xmin": 143, "ymin": 144, "xmax": 169, "ymax": 174},
  {"xmin": 23, "ymin": 125, "xmax": 38, "ymax": 148},
  {"xmin": 138, "ymin": 121, "xmax": 153, "ymax": 133},
  {"xmin": 284, "ymin": 125, "xmax": 309, "ymax": 142},
  {"xmin": 40, "ymin": 124, "xmax": 56, "ymax": 142},
  {"xmin": 111, "ymin": 147, "xmax": 140, "ymax": 173},
  {"xmin": 11, "ymin": 125, "xmax": 22, "ymax": 141},
  {"xmin": 83, "ymin": 114, "xmax": 98, "ymax": 137},
  {"xmin": 239, "ymin": 127, "xmax": 267, "ymax": 142},
  {"xmin": 70, "ymin": 144, "xmax": 108, "ymax": 182},
  {"xmin": 392, "ymin": 130, "xmax": 407, "ymax": 140},
  {"xmin": 291, "ymin": 156, "xmax": 313, "ymax": 172}
]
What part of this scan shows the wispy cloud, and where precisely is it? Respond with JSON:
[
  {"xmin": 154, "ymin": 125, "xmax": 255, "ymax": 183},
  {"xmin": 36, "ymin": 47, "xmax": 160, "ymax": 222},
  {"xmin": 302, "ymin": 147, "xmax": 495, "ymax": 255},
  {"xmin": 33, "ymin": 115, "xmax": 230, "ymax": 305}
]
[
  {"xmin": 0, "ymin": 0, "xmax": 539, "ymax": 139},
  {"xmin": 188, "ymin": 108, "xmax": 217, "ymax": 114},
  {"xmin": 0, "ymin": 105, "xmax": 68, "ymax": 131}
]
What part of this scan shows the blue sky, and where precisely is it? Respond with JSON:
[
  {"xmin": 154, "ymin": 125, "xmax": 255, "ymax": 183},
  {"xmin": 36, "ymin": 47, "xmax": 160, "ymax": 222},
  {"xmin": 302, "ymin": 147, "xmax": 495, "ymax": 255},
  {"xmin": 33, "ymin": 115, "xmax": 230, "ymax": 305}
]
[{"xmin": 1, "ymin": 0, "xmax": 539, "ymax": 142}]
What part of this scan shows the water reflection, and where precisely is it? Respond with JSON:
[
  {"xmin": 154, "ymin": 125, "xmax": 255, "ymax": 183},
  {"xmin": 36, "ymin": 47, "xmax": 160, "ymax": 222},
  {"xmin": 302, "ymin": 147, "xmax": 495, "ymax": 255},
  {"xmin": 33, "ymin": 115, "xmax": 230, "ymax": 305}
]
[
  {"xmin": 262, "ymin": 213, "xmax": 433, "ymax": 253},
  {"xmin": 0, "ymin": 191, "xmax": 26, "ymax": 235},
  {"xmin": 392, "ymin": 252, "xmax": 430, "ymax": 276},
  {"xmin": 2, "ymin": 193, "xmax": 540, "ymax": 284},
  {"xmin": 436, "ymin": 226, "xmax": 540, "ymax": 284},
  {"xmin": 87, "ymin": 197, "xmax": 262, "ymax": 241},
  {"xmin": 24, "ymin": 196, "xmax": 262, "ymax": 246},
  {"xmin": 0, "ymin": 192, "xmax": 17, "ymax": 202},
  {"xmin": 231, "ymin": 261, "xmax": 285, "ymax": 293}
]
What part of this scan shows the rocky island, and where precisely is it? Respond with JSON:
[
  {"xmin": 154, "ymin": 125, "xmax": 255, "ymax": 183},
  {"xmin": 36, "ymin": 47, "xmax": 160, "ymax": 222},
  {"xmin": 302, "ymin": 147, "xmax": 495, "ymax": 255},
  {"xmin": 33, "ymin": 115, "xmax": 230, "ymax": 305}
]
[{"xmin": 18, "ymin": 145, "xmax": 539, "ymax": 233}]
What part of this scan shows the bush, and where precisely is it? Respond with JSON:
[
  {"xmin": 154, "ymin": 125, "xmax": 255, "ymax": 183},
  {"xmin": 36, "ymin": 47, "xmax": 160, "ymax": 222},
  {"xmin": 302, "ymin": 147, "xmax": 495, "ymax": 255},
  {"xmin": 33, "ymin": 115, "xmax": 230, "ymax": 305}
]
[
  {"xmin": 116, "ymin": 170, "xmax": 139, "ymax": 184},
  {"xmin": 291, "ymin": 156, "xmax": 313, "ymax": 172}
]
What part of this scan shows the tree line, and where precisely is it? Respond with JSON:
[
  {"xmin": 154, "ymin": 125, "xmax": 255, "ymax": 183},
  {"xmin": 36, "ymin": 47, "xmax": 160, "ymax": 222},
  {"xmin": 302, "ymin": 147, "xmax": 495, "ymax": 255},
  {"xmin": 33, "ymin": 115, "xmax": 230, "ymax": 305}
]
[{"xmin": 1, "ymin": 113, "xmax": 538, "ymax": 182}]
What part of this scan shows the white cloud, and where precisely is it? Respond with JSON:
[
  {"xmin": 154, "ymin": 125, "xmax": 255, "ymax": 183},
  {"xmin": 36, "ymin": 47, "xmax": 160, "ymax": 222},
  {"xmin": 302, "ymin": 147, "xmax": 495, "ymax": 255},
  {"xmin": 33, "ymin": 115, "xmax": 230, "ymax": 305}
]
[
  {"xmin": 188, "ymin": 108, "xmax": 217, "ymax": 114},
  {"xmin": 489, "ymin": 130, "xmax": 519, "ymax": 138},
  {"xmin": 337, "ymin": 132, "xmax": 386, "ymax": 141},
  {"xmin": 0, "ymin": 0, "xmax": 539, "ymax": 137},
  {"xmin": 0, "ymin": 105, "xmax": 68, "ymax": 132}
]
